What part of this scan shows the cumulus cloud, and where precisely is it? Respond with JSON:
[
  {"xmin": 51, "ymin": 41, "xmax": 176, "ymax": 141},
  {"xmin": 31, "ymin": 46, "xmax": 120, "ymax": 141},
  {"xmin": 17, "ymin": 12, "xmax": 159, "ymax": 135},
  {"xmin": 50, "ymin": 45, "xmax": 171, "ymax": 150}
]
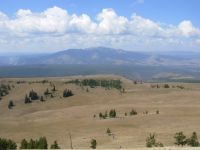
[
  {"xmin": 0, "ymin": 6, "xmax": 199, "ymax": 52},
  {"xmin": 97, "ymin": 8, "xmax": 128, "ymax": 34}
]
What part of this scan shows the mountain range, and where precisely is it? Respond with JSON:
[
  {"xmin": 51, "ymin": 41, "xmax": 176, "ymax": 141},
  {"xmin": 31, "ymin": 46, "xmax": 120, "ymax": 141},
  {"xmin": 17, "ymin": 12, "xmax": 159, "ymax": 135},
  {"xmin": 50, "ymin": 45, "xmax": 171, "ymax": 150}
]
[{"xmin": 1, "ymin": 47, "xmax": 200, "ymax": 67}]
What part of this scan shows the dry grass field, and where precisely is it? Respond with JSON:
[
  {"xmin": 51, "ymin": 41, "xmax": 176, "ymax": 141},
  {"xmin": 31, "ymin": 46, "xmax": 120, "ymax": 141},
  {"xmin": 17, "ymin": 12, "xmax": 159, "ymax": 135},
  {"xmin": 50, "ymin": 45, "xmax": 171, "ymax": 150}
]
[{"xmin": 1, "ymin": 74, "xmax": 200, "ymax": 149}]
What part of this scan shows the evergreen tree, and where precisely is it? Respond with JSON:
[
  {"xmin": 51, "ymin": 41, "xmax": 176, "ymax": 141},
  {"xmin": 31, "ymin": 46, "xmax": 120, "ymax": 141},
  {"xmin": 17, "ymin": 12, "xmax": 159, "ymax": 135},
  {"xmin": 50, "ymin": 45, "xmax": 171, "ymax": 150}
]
[
  {"xmin": 90, "ymin": 139, "xmax": 97, "ymax": 149},
  {"xmin": 29, "ymin": 90, "xmax": 39, "ymax": 100},
  {"xmin": 20, "ymin": 139, "xmax": 28, "ymax": 149},
  {"xmin": 24, "ymin": 94, "xmax": 31, "ymax": 104},
  {"xmin": 0, "ymin": 138, "xmax": 17, "ymax": 150},
  {"xmin": 37, "ymin": 137, "xmax": 48, "ymax": 149},
  {"xmin": 44, "ymin": 88, "xmax": 50, "ymax": 96},
  {"xmin": 106, "ymin": 128, "xmax": 112, "ymax": 136},
  {"xmin": 52, "ymin": 85, "xmax": 56, "ymax": 92},
  {"xmin": 99, "ymin": 112, "xmax": 103, "ymax": 119},
  {"xmin": 40, "ymin": 96, "xmax": 44, "ymax": 102},
  {"xmin": 63, "ymin": 89, "xmax": 73, "ymax": 97},
  {"xmin": 187, "ymin": 132, "xmax": 199, "ymax": 147},
  {"xmin": 130, "ymin": 109, "xmax": 137, "ymax": 116},
  {"xmin": 8, "ymin": 100, "xmax": 14, "ymax": 109},
  {"xmin": 109, "ymin": 109, "xmax": 116, "ymax": 118},
  {"xmin": 50, "ymin": 141, "xmax": 60, "ymax": 149},
  {"xmin": 174, "ymin": 132, "xmax": 187, "ymax": 146},
  {"xmin": 27, "ymin": 139, "xmax": 35, "ymax": 149}
]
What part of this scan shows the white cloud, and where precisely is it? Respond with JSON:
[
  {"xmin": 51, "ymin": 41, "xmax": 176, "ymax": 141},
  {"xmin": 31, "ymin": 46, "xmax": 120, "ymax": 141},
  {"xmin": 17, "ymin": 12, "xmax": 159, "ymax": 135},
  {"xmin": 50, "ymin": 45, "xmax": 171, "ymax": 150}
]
[
  {"xmin": 0, "ymin": 6, "xmax": 199, "ymax": 53},
  {"xmin": 178, "ymin": 20, "xmax": 200, "ymax": 37},
  {"xmin": 97, "ymin": 8, "xmax": 128, "ymax": 34}
]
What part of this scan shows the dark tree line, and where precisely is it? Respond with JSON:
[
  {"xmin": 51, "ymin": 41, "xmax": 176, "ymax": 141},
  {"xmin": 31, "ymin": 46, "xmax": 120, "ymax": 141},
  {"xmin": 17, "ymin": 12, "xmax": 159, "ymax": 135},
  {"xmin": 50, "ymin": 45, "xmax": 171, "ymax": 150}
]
[
  {"xmin": 20, "ymin": 137, "xmax": 60, "ymax": 149},
  {"xmin": 20, "ymin": 137, "xmax": 48, "ymax": 149},
  {"xmin": 66, "ymin": 79, "xmax": 122, "ymax": 90}
]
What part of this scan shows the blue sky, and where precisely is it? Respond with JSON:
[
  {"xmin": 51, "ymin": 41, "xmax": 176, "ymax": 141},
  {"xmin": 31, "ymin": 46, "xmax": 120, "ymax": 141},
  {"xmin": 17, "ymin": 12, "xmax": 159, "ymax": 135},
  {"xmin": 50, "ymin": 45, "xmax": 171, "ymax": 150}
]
[
  {"xmin": 1, "ymin": 0, "xmax": 199, "ymax": 26},
  {"xmin": 0, "ymin": 0, "xmax": 199, "ymax": 53}
]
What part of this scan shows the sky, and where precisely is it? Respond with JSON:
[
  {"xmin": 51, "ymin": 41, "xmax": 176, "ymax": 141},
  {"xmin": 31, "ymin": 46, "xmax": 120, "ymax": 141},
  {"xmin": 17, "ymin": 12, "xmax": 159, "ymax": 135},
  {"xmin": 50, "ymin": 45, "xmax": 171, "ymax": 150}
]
[{"xmin": 0, "ymin": 0, "xmax": 199, "ymax": 53}]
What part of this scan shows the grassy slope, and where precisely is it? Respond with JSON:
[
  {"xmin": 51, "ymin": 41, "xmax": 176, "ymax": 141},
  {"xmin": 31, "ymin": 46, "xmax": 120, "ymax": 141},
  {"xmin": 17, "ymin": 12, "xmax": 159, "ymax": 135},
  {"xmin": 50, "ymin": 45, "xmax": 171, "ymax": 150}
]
[{"xmin": 1, "ymin": 75, "xmax": 200, "ymax": 149}]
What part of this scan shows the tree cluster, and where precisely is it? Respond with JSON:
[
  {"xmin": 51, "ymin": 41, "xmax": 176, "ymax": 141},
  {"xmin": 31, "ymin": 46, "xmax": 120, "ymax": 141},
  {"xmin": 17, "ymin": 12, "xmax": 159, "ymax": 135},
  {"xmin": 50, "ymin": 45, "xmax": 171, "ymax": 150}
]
[
  {"xmin": 0, "ymin": 138, "xmax": 17, "ymax": 150},
  {"xmin": 24, "ymin": 90, "xmax": 40, "ymax": 104},
  {"xmin": 20, "ymin": 137, "xmax": 48, "ymax": 149},
  {"xmin": 129, "ymin": 109, "xmax": 137, "ymax": 116},
  {"xmin": 99, "ymin": 109, "xmax": 117, "ymax": 119},
  {"xmin": 174, "ymin": 132, "xmax": 199, "ymax": 147},
  {"xmin": 63, "ymin": 89, "xmax": 73, "ymax": 97},
  {"xmin": 29, "ymin": 90, "xmax": 39, "ymax": 100},
  {"xmin": 0, "ymin": 84, "xmax": 11, "ymax": 98}
]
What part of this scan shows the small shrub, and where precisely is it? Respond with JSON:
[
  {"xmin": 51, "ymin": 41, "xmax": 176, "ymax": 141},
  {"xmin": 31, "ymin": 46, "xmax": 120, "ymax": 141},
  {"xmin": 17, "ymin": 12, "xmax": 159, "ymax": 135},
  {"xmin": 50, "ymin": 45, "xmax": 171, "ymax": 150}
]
[
  {"xmin": 156, "ymin": 110, "xmax": 159, "ymax": 114},
  {"xmin": 146, "ymin": 133, "xmax": 163, "ymax": 147},
  {"xmin": 106, "ymin": 128, "xmax": 112, "ymax": 136},
  {"xmin": 130, "ymin": 109, "xmax": 137, "ymax": 116},
  {"xmin": 163, "ymin": 84, "xmax": 170, "ymax": 88},
  {"xmin": 50, "ymin": 140, "xmax": 60, "ymax": 149}
]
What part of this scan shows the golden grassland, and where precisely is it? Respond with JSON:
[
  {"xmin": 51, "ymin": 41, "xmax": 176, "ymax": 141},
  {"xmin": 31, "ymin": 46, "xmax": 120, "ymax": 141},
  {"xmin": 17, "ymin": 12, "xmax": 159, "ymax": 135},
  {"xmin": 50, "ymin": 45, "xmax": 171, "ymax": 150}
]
[{"xmin": 1, "ymin": 74, "xmax": 200, "ymax": 149}]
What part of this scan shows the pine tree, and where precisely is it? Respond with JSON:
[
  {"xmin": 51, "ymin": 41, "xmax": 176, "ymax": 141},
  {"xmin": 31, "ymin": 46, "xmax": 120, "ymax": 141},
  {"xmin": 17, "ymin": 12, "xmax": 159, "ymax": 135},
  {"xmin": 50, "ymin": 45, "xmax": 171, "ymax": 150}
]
[
  {"xmin": 63, "ymin": 89, "xmax": 73, "ymax": 97},
  {"xmin": 8, "ymin": 100, "xmax": 14, "ymax": 109},
  {"xmin": 99, "ymin": 112, "xmax": 103, "ymax": 119},
  {"xmin": 40, "ymin": 96, "xmax": 44, "ymax": 102},
  {"xmin": 106, "ymin": 128, "xmax": 112, "ymax": 136},
  {"xmin": 27, "ymin": 139, "xmax": 35, "ymax": 149},
  {"xmin": 24, "ymin": 94, "xmax": 31, "ymax": 104},
  {"xmin": 90, "ymin": 139, "xmax": 97, "ymax": 149},
  {"xmin": 187, "ymin": 132, "xmax": 199, "ymax": 147},
  {"xmin": 20, "ymin": 139, "xmax": 28, "ymax": 149},
  {"xmin": 130, "ymin": 109, "xmax": 137, "ymax": 116},
  {"xmin": 109, "ymin": 109, "xmax": 116, "ymax": 118},
  {"xmin": 37, "ymin": 137, "xmax": 48, "ymax": 149},
  {"xmin": 44, "ymin": 88, "xmax": 50, "ymax": 96},
  {"xmin": 174, "ymin": 132, "xmax": 187, "ymax": 146},
  {"xmin": 52, "ymin": 85, "xmax": 56, "ymax": 92},
  {"xmin": 29, "ymin": 90, "xmax": 39, "ymax": 100},
  {"xmin": 0, "ymin": 138, "xmax": 17, "ymax": 150}
]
